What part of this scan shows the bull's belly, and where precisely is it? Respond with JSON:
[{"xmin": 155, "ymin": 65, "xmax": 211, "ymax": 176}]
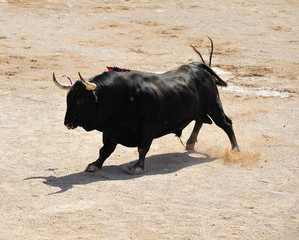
[
  {"xmin": 104, "ymin": 102, "xmax": 200, "ymax": 147},
  {"xmin": 105, "ymin": 117, "xmax": 194, "ymax": 148},
  {"xmin": 152, "ymin": 117, "xmax": 193, "ymax": 138}
]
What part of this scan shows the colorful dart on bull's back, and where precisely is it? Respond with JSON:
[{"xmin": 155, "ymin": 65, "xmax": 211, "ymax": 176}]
[{"xmin": 106, "ymin": 66, "xmax": 131, "ymax": 72}]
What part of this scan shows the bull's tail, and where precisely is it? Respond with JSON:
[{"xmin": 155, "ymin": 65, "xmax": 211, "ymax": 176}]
[{"xmin": 199, "ymin": 63, "xmax": 227, "ymax": 87}]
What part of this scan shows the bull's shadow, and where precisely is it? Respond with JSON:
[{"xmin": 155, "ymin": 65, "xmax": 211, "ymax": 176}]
[{"xmin": 25, "ymin": 151, "xmax": 215, "ymax": 195}]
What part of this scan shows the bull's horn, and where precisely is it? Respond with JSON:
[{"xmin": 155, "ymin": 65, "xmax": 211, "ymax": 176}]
[
  {"xmin": 53, "ymin": 73, "xmax": 72, "ymax": 90},
  {"xmin": 78, "ymin": 72, "xmax": 97, "ymax": 91}
]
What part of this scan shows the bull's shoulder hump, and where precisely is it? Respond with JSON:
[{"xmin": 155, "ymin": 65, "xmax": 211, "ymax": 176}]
[{"xmin": 91, "ymin": 71, "xmax": 131, "ymax": 86}]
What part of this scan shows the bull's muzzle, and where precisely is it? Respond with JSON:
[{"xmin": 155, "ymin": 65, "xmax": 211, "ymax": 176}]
[{"xmin": 65, "ymin": 122, "xmax": 75, "ymax": 130}]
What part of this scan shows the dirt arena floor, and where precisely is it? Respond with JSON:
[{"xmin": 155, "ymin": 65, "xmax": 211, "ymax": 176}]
[{"xmin": 0, "ymin": 0, "xmax": 298, "ymax": 239}]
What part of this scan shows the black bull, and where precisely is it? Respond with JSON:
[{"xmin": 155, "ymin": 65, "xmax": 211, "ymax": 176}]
[{"xmin": 53, "ymin": 57, "xmax": 239, "ymax": 175}]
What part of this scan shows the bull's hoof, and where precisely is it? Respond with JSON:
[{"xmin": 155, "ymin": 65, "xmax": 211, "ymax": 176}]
[
  {"xmin": 85, "ymin": 164, "xmax": 100, "ymax": 172},
  {"xmin": 186, "ymin": 142, "xmax": 195, "ymax": 150},
  {"xmin": 232, "ymin": 146, "xmax": 240, "ymax": 152},
  {"xmin": 124, "ymin": 165, "xmax": 145, "ymax": 175}
]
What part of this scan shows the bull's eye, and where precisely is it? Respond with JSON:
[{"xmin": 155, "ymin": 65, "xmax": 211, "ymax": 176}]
[{"xmin": 76, "ymin": 98, "xmax": 85, "ymax": 106}]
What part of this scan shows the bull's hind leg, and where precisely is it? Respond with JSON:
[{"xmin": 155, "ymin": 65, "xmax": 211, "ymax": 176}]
[
  {"xmin": 207, "ymin": 103, "xmax": 240, "ymax": 151},
  {"xmin": 186, "ymin": 115, "xmax": 212, "ymax": 150},
  {"xmin": 186, "ymin": 119, "xmax": 203, "ymax": 150}
]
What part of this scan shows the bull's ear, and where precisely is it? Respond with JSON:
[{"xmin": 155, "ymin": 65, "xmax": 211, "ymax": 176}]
[{"xmin": 92, "ymin": 90, "xmax": 98, "ymax": 103}]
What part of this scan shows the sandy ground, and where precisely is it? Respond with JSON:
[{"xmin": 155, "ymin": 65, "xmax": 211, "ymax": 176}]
[{"xmin": 0, "ymin": 0, "xmax": 298, "ymax": 239}]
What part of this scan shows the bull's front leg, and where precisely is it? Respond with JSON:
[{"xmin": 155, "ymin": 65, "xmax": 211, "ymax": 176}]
[
  {"xmin": 85, "ymin": 134, "xmax": 117, "ymax": 172},
  {"xmin": 126, "ymin": 140, "xmax": 153, "ymax": 175}
]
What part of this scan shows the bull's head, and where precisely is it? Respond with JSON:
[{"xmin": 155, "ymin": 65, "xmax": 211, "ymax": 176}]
[{"xmin": 53, "ymin": 72, "xmax": 98, "ymax": 131}]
